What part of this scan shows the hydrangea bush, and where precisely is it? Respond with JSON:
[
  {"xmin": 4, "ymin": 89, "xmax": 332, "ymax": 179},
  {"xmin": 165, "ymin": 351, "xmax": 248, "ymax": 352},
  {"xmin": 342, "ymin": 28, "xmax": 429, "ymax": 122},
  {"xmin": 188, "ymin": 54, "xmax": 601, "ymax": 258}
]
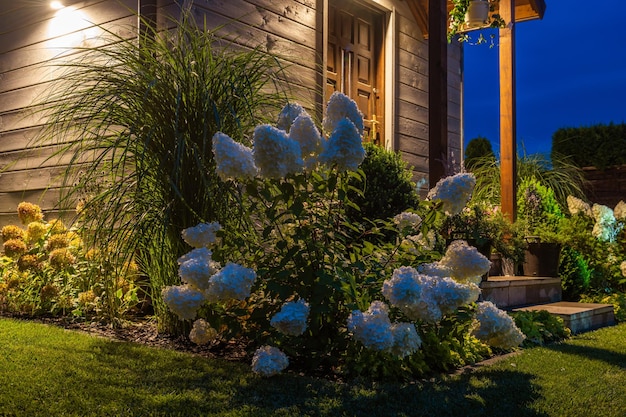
[{"xmin": 162, "ymin": 93, "xmax": 525, "ymax": 379}]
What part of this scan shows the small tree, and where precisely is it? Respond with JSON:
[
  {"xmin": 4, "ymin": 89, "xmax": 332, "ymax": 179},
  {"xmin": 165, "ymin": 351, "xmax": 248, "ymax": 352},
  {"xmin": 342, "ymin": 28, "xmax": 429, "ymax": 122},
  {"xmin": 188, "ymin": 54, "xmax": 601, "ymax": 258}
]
[{"xmin": 464, "ymin": 137, "xmax": 495, "ymax": 171}]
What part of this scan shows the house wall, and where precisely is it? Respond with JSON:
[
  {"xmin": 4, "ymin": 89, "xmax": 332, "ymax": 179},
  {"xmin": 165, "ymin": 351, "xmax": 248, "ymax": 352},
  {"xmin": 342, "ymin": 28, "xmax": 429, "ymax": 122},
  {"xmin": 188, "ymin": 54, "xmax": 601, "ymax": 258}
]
[
  {"xmin": 0, "ymin": 0, "xmax": 461, "ymax": 227},
  {"xmin": 0, "ymin": 0, "xmax": 137, "ymax": 226}
]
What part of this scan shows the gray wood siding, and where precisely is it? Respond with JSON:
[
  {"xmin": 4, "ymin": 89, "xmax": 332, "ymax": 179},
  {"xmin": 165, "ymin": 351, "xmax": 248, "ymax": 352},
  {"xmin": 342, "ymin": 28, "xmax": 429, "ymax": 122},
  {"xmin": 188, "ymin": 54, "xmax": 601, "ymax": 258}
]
[
  {"xmin": 0, "ymin": 0, "xmax": 462, "ymax": 227},
  {"xmin": 0, "ymin": 1, "xmax": 138, "ymax": 226}
]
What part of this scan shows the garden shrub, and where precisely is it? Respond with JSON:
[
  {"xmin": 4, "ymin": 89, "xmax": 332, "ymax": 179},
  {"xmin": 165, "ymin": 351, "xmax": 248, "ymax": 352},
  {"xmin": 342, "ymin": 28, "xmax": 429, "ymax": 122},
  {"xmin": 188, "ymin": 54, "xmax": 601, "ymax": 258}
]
[
  {"xmin": 580, "ymin": 292, "xmax": 626, "ymax": 322},
  {"xmin": 511, "ymin": 310, "xmax": 571, "ymax": 346},
  {"xmin": 347, "ymin": 142, "xmax": 419, "ymax": 223},
  {"xmin": 559, "ymin": 246, "xmax": 591, "ymax": 301},
  {"xmin": 159, "ymin": 93, "xmax": 526, "ymax": 380},
  {"xmin": 464, "ymin": 136, "xmax": 495, "ymax": 171}
]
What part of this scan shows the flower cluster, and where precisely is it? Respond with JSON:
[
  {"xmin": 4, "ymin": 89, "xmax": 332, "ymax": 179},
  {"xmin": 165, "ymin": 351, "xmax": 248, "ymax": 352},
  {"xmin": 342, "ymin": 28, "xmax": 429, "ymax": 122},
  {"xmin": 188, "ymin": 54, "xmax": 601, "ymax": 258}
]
[
  {"xmin": 347, "ymin": 301, "xmax": 394, "ymax": 351},
  {"xmin": 212, "ymin": 132, "xmax": 257, "ymax": 181},
  {"xmin": 567, "ymin": 195, "xmax": 592, "ymax": 217},
  {"xmin": 437, "ymin": 240, "xmax": 492, "ymax": 284},
  {"xmin": 251, "ymin": 345, "xmax": 290, "ymax": 377},
  {"xmin": 204, "ymin": 262, "xmax": 257, "ymax": 302},
  {"xmin": 181, "ymin": 222, "xmax": 221, "ymax": 248},
  {"xmin": 393, "ymin": 211, "xmax": 422, "ymax": 232},
  {"xmin": 472, "ymin": 301, "xmax": 525, "ymax": 349},
  {"xmin": 382, "ymin": 266, "xmax": 480, "ymax": 323},
  {"xmin": 427, "ymin": 173, "xmax": 476, "ymax": 216},
  {"xmin": 347, "ymin": 301, "xmax": 422, "ymax": 358},
  {"xmin": 212, "ymin": 92, "xmax": 366, "ymax": 183},
  {"xmin": 270, "ymin": 299, "xmax": 310, "ymax": 336},
  {"xmin": 161, "ymin": 285, "xmax": 206, "ymax": 321},
  {"xmin": 17, "ymin": 202, "xmax": 44, "ymax": 225},
  {"xmin": 189, "ymin": 319, "xmax": 218, "ymax": 345},
  {"xmin": 591, "ymin": 203, "xmax": 618, "ymax": 242}
]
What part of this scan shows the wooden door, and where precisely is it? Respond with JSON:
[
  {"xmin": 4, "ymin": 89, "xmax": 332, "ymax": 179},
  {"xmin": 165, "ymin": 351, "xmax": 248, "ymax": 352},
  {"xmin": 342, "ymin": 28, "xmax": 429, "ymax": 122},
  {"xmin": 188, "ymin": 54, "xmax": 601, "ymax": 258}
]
[{"xmin": 327, "ymin": 2, "xmax": 384, "ymax": 145}]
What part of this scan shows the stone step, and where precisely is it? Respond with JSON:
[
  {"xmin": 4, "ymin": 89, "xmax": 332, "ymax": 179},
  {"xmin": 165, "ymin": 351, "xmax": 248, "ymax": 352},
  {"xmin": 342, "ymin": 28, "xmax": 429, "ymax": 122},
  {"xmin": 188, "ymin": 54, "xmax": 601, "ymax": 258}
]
[
  {"xmin": 480, "ymin": 276, "xmax": 562, "ymax": 309},
  {"xmin": 512, "ymin": 302, "xmax": 616, "ymax": 334}
]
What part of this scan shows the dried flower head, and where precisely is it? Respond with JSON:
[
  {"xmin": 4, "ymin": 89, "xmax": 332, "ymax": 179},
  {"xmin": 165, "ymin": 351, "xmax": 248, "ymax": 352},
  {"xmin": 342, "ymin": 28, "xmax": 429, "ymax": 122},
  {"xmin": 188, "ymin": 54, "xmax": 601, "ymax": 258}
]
[
  {"xmin": 46, "ymin": 233, "xmax": 71, "ymax": 251},
  {"xmin": 25, "ymin": 222, "xmax": 47, "ymax": 243},
  {"xmin": 17, "ymin": 202, "xmax": 43, "ymax": 225},
  {"xmin": 1, "ymin": 225, "xmax": 25, "ymax": 242},
  {"xmin": 3, "ymin": 239, "xmax": 27, "ymax": 258},
  {"xmin": 48, "ymin": 248, "xmax": 76, "ymax": 269},
  {"xmin": 17, "ymin": 254, "xmax": 41, "ymax": 272},
  {"xmin": 40, "ymin": 284, "xmax": 60, "ymax": 302},
  {"xmin": 189, "ymin": 319, "xmax": 218, "ymax": 345}
]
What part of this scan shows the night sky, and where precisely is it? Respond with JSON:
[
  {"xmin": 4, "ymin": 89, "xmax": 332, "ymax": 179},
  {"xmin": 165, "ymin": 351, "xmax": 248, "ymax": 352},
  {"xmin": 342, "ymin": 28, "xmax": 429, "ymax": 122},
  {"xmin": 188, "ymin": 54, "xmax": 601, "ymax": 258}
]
[{"xmin": 462, "ymin": 0, "xmax": 626, "ymax": 158}]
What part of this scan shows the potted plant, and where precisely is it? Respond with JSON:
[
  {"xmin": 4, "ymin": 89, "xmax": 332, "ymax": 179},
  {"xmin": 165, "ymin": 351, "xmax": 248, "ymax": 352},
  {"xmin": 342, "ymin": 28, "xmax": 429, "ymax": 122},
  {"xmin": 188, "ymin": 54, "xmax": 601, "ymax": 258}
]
[
  {"xmin": 516, "ymin": 178, "xmax": 565, "ymax": 277},
  {"xmin": 448, "ymin": 0, "xmax": 505, "ymax": 43}
]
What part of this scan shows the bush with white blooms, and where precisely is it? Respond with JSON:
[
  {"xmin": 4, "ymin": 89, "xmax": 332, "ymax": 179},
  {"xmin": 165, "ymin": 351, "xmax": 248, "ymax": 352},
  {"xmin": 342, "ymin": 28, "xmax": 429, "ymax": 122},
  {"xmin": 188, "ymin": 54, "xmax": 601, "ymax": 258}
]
[{"xmin": 162, "ymin": 92, "xmax": 525, "ymax": 379}]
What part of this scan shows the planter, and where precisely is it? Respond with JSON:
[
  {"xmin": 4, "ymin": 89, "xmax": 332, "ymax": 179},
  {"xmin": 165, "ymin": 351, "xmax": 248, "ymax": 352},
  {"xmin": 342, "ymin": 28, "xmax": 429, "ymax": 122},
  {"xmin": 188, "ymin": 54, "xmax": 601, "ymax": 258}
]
[
  {"xmin": 464, "ymin": 0, "xmax": 490, "ymax": 29},
  {"xmin": 522, "ymin": 240, "xmax": 562, "ymax": 277}
]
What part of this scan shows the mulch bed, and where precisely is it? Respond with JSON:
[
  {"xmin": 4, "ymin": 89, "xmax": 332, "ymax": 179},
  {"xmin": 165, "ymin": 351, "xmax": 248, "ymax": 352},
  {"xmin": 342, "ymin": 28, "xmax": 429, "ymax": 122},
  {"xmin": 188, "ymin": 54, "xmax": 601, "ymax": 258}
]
[{"xmin": 0, "ymin": 313, "xmax": 251, "ymax": 362}]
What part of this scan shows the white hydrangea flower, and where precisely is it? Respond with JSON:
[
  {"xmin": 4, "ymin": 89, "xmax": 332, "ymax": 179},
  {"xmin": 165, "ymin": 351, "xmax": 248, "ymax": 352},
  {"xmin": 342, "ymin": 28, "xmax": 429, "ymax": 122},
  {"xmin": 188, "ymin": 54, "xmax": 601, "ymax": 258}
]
[
  {"xmin": 178, "ymin": 256, "xmax": 221, "ymax": 292},
  {"xmin": 434, "ymin": 278, "xmax": 481, "ymax": 314},
  {"xmin": 393, "ymin": 211, "xmax": 422, "ymax": 231},
  {"xmin": 181, "ymin": 222, "xmax": 221, "ymax": 248},
  {"xmin": 347, "ymin": 301, "xmax": 394, "ymax": 351},
  {"xmin": 318, "ymin": 118, "xmax": 366, "ymax": 171},
  {"xmin": 418, "ymin": 262, "xmax": 452, "ymax": 279},
  {"xmin": 289, "ymin": 113, "xmax": 325, "ymax": 170},
  {"xmin": 270, "ymin": 299, "xmax": 310, "ymax": 336},
  {"xmin": 390, "ymin": 322, "xmax": 422, "ymax": 358},
  {"xmin": 205, "ymin": 262, "xmax": 256, "ymax": 302},
  {"xmin": 322, "ymin": 91, "xmax": 364, "ymax": 136},
  {"xmin": 439, "ymin": 240, "xmax": 491, "ymax": 284},
  {"xmin": 427, "ymin": 173, "xmax": 476, "ymax": 216},
  {"xmin": 620, "ymin": 260, "xmax": 626, "ymax": 278},
  {"xmin": 251, "ymin": 345, "xmax": 290, "ymax": 377},
  {"xmin": 382, "ymin": 266, "xmax": 422, "ymax": 310},
  {"xmin": 189, "ymin": 319, "xmax": 218, "ymax": 345},
  {"xmin": 473, "ymin": 301, "xmax": 525, "ymax": 349},
  {"xmin": 253, "ymin": 124, "xmax": 304, "ymax": 178},
  {"xmin": 212, "ymin": 132, "xmax": 258, "ymax": 181},
  {"xmin": 614, "ymin": 200, "xmax": 626, "ymax": 221},
  {"xmin": 161, "ymin": 285, "xmax": 205, "ymax": 321},
  {"xmin": 177, "ymin": 247, "xmax": 212, "ymax": 265},
  {"xmin": 592, "ymin": 204, "xmax": 617, "ymax": 242},
  {"xmin": 276, "ymin": 102, "xmax": 306, "ymax": 132},
  {"xmin": 567, "ymin": 195, "xmax": 592, "ymax": 217}
]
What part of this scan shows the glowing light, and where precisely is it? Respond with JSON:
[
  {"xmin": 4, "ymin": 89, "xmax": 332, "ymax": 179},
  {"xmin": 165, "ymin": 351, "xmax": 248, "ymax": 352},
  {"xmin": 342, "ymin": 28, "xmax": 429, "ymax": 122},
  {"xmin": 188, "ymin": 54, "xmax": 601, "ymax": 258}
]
[
  {"xmin": 50, "ymin": 1, "xmax": 64, "ymax": 9},
  {"xmin": 47, "ymin": 5, "xmax": 97, "ymax": 50}
]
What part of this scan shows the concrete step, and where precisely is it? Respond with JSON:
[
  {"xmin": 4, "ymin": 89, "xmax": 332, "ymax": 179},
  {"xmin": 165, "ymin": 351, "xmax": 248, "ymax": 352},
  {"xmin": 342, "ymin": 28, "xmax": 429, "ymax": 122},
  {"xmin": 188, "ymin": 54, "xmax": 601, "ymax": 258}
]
[
  {"xmin": 512, "ymin": 302, "xmax": 616, "ymax": 334},
  {"xmin": 480, "ymin": 276, "xmax": 562, "ymax": 309}
]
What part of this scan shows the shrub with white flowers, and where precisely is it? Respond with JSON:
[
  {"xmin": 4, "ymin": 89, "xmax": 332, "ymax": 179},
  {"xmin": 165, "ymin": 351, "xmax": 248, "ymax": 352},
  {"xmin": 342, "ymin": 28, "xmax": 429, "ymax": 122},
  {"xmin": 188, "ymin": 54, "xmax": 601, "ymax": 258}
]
[{"xmin": 161, "ymin": 93, "xmax": 525, "ymax": 379}]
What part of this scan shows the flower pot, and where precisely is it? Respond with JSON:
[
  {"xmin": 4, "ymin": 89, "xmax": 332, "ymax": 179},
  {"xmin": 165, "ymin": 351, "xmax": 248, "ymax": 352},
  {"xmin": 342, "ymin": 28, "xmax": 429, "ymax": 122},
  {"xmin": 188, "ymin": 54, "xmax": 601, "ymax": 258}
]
[
  {"xmin": 464, "ymin": 0, "xmax": 490, "ymax": 29},
  {"xmin": 522, "ymin": 241, "xmax": 562, "ymax": 277}
]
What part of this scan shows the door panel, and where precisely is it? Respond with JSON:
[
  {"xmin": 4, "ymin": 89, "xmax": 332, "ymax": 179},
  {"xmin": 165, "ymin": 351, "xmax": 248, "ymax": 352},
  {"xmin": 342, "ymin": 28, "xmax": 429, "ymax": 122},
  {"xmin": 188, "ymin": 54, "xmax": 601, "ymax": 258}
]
[{"xmin": 327, "ymin": 2, "xmax": 383, "ymax": 145}]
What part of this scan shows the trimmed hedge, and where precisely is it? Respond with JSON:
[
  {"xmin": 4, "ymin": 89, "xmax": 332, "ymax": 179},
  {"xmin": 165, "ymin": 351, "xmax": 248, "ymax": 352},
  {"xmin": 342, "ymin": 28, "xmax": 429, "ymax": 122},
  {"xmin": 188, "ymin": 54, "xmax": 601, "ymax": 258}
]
[{"xmin": 551, "ymin": 122, "xmax": 626, "ymax": 169}]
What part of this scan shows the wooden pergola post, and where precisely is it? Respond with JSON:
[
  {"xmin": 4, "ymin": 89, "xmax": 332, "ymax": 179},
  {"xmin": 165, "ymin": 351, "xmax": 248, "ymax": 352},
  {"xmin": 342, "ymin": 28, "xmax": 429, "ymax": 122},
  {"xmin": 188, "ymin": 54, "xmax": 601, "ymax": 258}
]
[
  {"xmin": 499, "ymin": 0, "xmax": 517, "ymax": 221},
  {"xmin": 428, "ymin": 0, "xmax": 448, "ymax": 188}
]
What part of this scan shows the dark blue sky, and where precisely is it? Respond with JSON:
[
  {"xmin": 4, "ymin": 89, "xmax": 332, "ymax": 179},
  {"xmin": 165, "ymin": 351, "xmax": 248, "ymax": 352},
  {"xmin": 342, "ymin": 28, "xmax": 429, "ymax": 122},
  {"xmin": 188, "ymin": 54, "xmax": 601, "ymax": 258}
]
[{"xmin": 463, "ymin": 0, "xmax": 626, "ymax": 158}]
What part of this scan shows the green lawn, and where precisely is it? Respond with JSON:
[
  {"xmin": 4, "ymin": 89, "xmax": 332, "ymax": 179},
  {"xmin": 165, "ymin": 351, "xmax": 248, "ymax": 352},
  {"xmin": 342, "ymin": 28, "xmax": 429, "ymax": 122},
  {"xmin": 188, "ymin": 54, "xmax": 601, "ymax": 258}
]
[{"xmin": 1, "ymin": 318, "xmax": 626, "ymax": 416}]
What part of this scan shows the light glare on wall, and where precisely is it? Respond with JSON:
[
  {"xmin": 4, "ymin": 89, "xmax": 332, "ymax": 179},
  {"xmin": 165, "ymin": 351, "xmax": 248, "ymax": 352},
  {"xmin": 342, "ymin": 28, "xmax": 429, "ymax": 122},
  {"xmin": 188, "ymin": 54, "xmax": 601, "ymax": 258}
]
[
  {"xmin": 50, "ymin": 1, "xmax": 64, "ymax": 9},
  {"xmin": 47, "ymin": 4, "xmax": 96, "ymax": 50}
]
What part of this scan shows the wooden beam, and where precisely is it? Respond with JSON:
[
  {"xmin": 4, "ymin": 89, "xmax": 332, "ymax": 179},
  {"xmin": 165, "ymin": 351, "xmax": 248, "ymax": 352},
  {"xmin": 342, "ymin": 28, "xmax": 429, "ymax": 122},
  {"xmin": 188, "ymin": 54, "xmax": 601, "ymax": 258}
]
[
  {"xmin": 428, "ymin": 0, "xmax": 448, "ymax": 188},
  {"xmin": 499, "ymin": 0, "xmax": 517, "ymax": 221}
]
